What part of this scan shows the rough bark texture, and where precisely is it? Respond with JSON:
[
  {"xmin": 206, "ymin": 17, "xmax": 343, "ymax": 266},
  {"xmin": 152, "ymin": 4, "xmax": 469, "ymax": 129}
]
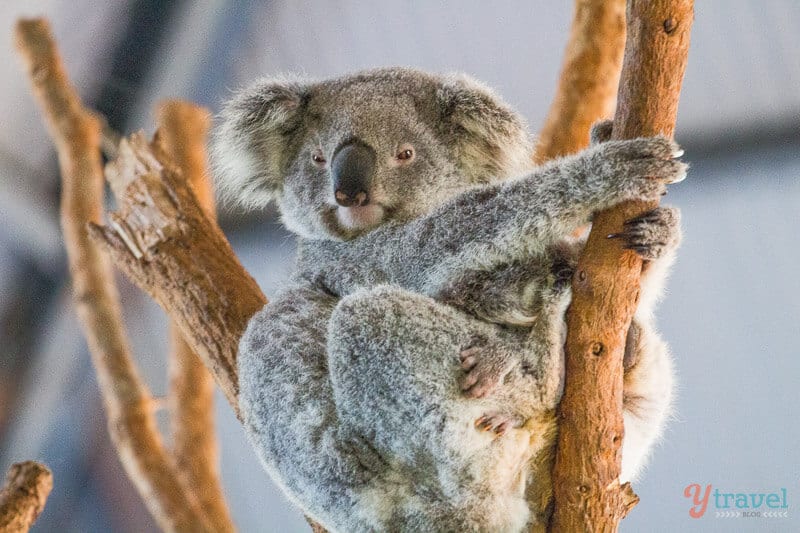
[
  {"xmin": 91, "ymin": 133, "xmax": 266, "ymax": 415},
  {"xmin": 15, "ymin": 18, "xmax": 213, "ymax": 533},
  {"xmin": 157, "ymin": 101, "xmax": 236, "ymax": 533},
  {"xmin": 549, "ymin": 1, "xmax": 693, "ymax": 531},
  {"xmin": 534, "ymin": 0, "xmax": 627, "ymax": 164},
  {"xmin": 0, "ymin": 462, "xmax": 53, "ymax": 533}
]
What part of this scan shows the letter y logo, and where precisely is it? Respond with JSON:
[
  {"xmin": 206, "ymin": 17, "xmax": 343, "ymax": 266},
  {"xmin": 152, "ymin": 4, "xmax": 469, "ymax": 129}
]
[{"xmin": 684, "ymin": 483, "xmax": 712, "ymax": 518}]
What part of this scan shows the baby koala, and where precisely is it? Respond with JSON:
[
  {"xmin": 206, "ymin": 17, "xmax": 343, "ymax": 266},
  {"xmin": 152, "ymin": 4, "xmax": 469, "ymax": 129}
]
[{"xmin": 213, "ymin": 68, "xmax": 684, "ymax": 532}]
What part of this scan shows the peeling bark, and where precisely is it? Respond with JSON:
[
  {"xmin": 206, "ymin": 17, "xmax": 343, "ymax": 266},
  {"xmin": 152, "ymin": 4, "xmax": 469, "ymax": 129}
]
[{"xmin": 91, "ymin": 133, "xmax": 266, "ymax": 414}]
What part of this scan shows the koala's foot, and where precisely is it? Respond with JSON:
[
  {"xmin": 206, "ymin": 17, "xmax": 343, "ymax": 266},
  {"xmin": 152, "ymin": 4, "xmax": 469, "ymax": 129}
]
[
  {"xmin": 459, "ymin": 341, "xmax": 516, "ymax": 398},
  {"xmin": 613, "ymin": 206, "xmax": 681, "ymax": 261},
  {"xmin": 474, "ymin": 412, "xmax": 524, "ymax": 436}
]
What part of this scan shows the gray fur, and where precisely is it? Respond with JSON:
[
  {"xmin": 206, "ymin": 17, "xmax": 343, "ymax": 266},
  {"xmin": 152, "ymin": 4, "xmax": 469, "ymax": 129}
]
[{"xmin": 214, "ymin": 68, "xmax": 684, "ymax": 532}]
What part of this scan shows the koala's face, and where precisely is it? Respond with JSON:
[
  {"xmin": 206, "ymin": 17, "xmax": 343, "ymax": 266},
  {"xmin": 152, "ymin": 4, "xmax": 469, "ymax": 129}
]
[{"xmin": 212, "ymin": 68, "xmax": 531, "ymax": 241}]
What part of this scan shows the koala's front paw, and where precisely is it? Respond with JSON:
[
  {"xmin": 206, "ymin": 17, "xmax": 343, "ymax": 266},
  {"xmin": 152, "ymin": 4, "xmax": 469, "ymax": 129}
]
[
  {"xmin": 459, "ymin": 341, "xmax": 516, "ymax": 399},
  {"xmin": 614, "ymin": 206, "xmax": 682, "ymax": 261},
  {"xmin": 588, "ymin": 135, "xmax": 687, "ymax": 204},
  {"xmin": 474, "ymin": 412, "xmax": 524, "ymax": 437}
]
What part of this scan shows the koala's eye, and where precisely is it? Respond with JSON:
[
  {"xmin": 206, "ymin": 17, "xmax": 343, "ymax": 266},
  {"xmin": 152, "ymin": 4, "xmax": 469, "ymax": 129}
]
[
  {"xmin": 311, "ymin": 152, "xmax": 327, "ymax": 165},
  {"xmin": 396, "ymin": 145, "xmax": 414, "ymax": 162}
]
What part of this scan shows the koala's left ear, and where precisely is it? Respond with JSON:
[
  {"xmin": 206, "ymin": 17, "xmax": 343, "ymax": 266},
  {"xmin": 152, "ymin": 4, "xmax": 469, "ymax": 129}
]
[
  {"xmin": 211, "ymin": 77, "xmax": 310, "ymax": 209},
  {"xmin": 436, "ymin": 75, "xmax": 532, "ymax": 182}
]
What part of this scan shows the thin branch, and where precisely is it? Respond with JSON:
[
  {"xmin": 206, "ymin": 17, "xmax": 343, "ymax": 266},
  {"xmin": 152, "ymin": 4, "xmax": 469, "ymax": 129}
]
[
  {"xmin": 0, "ymin": 462, "xmax": 53, "ymax": 533},
  {"xmin": 157, "ymin": 101, "xmax": 236, "ymax": 533},
  {"xmin": 14, "ymin": 18, "xmax": 213, "ymax": 532},
  {"xmin": 534, "ymin": 0, "xmax": 627, "ymax": 164},
  {"xmin": 549, "ymin": 1, "xmax": 694, "ymax": 531}
]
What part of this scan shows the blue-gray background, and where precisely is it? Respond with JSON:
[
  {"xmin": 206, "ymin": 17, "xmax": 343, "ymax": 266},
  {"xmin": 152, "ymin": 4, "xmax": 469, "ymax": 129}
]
[{"xmin": 0, "ymin": 1, "xmax": 797, "ymax": 532}]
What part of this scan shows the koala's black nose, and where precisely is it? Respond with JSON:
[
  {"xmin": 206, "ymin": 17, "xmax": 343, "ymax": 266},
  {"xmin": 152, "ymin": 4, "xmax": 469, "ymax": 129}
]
[{"xmin": 331, "ymin": 141, "xmax": 375, "ymax": 207}]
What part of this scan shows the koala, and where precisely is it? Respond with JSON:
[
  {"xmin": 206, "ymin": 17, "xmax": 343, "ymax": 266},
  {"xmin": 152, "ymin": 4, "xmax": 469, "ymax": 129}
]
[{"xmin": 212, "ymin": 68, "xmax": 684, "ymax": 532}]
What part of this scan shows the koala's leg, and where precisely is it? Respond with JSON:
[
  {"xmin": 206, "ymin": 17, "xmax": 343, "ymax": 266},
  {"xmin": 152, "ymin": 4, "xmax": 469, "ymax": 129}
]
[
  {"xmin": 328, "ymin": 285, "xmax": 534, "ymax": 533},
  {"xmin": 238, "ymin": 286, "xmax": 380, "ymax": 532},
  {"xmin": 620, "ymin": 320, "xmax": 674, "ymax": 482},
  {"xmin": 612, "ymin": 207, "xmax": 680, "ymax": 481}
]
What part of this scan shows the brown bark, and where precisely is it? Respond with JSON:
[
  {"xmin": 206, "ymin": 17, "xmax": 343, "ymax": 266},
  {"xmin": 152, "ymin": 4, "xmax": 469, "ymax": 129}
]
[
  {"xmin": 157, "ymin": 101, "xmax": 236, "ymax": 533},
  {"xmin": 14, "ymin": 18, "xmax": 213, "ymax": 532},
  {"xmin": 549, "ymin": 1, "xmax": 693, "ymax": 531},
  {"xmin": 0, "ymin": 462, "xmax": 53, "ymax": 533},
  {"xmin": 534, "ymin": 0, "xmax": 627, "ymax": 164},
  {"xmin": 90, "ymin": 133, "xmax": 266, "ymax": 415}
]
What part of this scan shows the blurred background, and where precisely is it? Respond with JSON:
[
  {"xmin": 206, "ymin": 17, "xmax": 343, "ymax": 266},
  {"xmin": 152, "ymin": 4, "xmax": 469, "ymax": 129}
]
[{"xmin": 1, "ymin": 1, "xmax": 798, "ymax": 532}]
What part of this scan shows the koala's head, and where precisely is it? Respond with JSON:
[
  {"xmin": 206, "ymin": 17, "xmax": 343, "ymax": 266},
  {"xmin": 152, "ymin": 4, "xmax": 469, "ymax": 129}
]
[{"xmin": 212, "ymin": 68, "xmax": 531, "ymax": 241}]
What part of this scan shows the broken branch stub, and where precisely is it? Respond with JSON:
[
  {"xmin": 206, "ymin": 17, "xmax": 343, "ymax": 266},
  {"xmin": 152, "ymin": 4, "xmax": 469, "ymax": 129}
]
[
  {"xmin": 0, "ymin": 461, "xmax": 53, "ymax": 533},
  {"xmin": 90, "ymin": 133, "xmax": 267, "ymax": 415}
]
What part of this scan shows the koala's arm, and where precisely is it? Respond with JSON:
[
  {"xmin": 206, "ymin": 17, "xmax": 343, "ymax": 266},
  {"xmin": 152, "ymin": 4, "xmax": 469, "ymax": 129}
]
[{"xmin": 300, "ymin": 135, "xmax": 686, "ymax": 296}]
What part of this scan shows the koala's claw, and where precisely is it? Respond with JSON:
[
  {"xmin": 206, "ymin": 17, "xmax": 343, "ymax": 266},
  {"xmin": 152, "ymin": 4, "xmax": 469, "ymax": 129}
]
[
  {"xmin": 614, "ymin": 206, "xmax": 682, "ymax": 261},
  {"xmin": 474, "ymin": 412, "xmax": 523, "ymax": 437},
  {"xmin": 459, "ymin": 344, "xmax": 515, "ymax": 399}
]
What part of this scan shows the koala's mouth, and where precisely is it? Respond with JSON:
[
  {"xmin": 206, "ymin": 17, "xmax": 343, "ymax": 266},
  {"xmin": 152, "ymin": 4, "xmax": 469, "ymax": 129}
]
[
  {"xmin": 335, "ymin": 204, "xmax": 386, "ymax": 230},
  {"xmin": 320, "ymin": 202, "xmax": 391, "ymax": 240}
]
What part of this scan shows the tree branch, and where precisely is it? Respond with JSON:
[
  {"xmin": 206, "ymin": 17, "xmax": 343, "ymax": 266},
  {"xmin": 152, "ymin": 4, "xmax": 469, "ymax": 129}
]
[
  {"xmin": 157, "ymin": 101, "xmax": 236, "ymax": 533},
  {"xmin": 549, "ymin": 1, "xmax": 693, "ymax": 531},
  {"xmin": 90, "ymin": 133, "xmax": 266, "ymax": 414},
  {"xmin": 15, "ymin": 18, "xmax": 213, "ymax": 532},
  {"xmin": 534, "ymin": 0, "xmax": 627, "ymax": 164},
  {"xmin": 0, "ymin": 462, "xmax": 53, "ymax": 533}
]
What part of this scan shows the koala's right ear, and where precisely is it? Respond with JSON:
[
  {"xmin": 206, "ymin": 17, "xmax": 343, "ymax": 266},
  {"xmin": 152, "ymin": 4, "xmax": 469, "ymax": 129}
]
[
  {"xmin": 435, "ymin": 74, "xmax": 533, "ymax": 183},
  {"xmin": 211, "ymin": 77, "xmax": 309, "ymax": 209}
]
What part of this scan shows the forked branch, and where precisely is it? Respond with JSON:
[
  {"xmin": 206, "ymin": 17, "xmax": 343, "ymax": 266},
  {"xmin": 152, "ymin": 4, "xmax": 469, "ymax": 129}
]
[{"xmin": 15, "ymin": 18, "xmax": 215, "ymax": 532}]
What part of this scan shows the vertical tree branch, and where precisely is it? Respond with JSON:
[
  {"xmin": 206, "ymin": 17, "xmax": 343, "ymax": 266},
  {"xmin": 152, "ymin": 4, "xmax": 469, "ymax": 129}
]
[
  {"xmin": 549, "ymin": 1, "xmax": 693, "ymax": 531},
  {"xmin": 157, "ymin": 101, "xmax": 236, "ymax": 533},
  {"xmin": 14, "ymin": 18, "xmax": 213, "ymax": 532},
  {"xmin": 0, "ymin": 462, "xmax": 53, "ymax": 533},
  {"xmin": 534, "ymin": 0, "xmax": 627, "ymax": 164}
]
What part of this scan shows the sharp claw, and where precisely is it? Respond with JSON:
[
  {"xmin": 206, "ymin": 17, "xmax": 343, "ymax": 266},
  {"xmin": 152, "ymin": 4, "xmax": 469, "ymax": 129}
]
[
  {"xmin": 607, "ymin": 233, "xmax": 622, "ymax": 239},
  {"xmin": 624, "ymin": 244, "xmax": 650, "ymax": 254},
  {"xmin": 670, "ymin": 170, "xmax": 688, "ymax": 183},
  {"xmin": 673, "ymin": 148, "xmax": 684, "ymax": 158}
]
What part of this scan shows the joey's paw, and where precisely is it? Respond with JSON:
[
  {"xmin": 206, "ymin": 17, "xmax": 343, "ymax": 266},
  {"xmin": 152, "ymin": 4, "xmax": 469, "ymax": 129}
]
[
  {"xmin": 590, "ymin": 136, "xmax": 687, "ymax": 202},
  {"xmin": 474, "ymin": 412, "xmax": 524, "ymax": 437},
  {"xmin": 459, "ymin": 343, "xmax": 516, "ymax": 399},
  {"xmin": 612, "ymin": 206, "xmax": 682, "ymax": 261}
]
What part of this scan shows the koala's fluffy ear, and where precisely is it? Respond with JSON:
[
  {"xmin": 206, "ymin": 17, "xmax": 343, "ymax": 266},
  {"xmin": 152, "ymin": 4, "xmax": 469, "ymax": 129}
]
[
  {"xmin": 211, "ymin": 77, "xmax": 309, "ymax": 209},
  {"xmin": 436, "ymin": 74, "xmax": 533, "ymax": 182}
]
